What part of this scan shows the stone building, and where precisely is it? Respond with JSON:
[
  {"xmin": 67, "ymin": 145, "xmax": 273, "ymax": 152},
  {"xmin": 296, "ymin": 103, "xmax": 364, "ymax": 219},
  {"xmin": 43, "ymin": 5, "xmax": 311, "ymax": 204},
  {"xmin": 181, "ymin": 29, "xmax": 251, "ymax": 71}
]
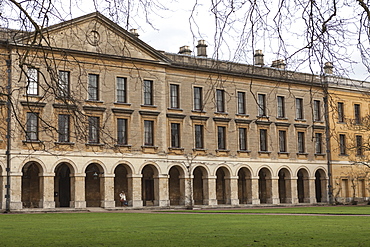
[{"xmin": 0, "ymin": 12, "xmax": 366, "ymax": 211}]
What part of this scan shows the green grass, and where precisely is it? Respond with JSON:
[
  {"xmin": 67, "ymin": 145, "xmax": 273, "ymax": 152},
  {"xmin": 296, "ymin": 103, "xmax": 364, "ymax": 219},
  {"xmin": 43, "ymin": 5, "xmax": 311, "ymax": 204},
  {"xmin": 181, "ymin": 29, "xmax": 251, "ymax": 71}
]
[
  {"xmin": 0, "ymin": 207, "xmax": 369, "ymax": 246},
  {"xmin": 190, "ymin": 205, "xmax": 370, "ymax": 215}
]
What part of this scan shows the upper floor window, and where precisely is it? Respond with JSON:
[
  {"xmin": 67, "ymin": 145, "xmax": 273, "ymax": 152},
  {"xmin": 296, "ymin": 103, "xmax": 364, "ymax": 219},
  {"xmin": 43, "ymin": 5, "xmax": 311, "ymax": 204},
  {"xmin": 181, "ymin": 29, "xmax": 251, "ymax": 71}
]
[
  {"xmin": 195, "ymin": 124, "xmax": 204, "ymax": 149},
  {"xmin": 314, "ymin": 100, "xmax": 321, "ymax": 121},
  {"xmin": 296, "ymin": 98, "xmax": 304, "ymax": 119},
  {"xmin": 143, "ymin": 80, "xmax": 153, "ymax": 105},
  {"xmin": 338, "ymin": 102, "xmax": 344, "ymax": 122},
  {"xmin": 26, "ymin": 112, "xmax": 38, "ymax": 141},
  {"xmin": 117, "ymin": 118, "xmax": 127, "ymax": 145},
  {"xmin": 354, "ymin": 104, "xmax": 361, "ymax": 124},
  {"xmin": 144, "ymin": 120, "xmax": 154, "ymax": 146},
  {"xmin": 216, "ymin": 89, "xmax": 225, "ymax": 112},
  {"xmin": 88, "ymin": 74, "xmax": 99, "ymax": 101},
  {"xmin": 170, "ymin": 84, "xmax": 180, "ymax": 109},
  {"xmin": 58, "ymin": 114, "xmax": 70, "ymax": 143},
  {"xmin": 116, "ymin": 77, "xmax": 127, "ymax": 103},
  {"xmin": 238, "ymin": 127, "xmax": 247, "ymax": 151},
  {"xmin": 339, "ymin": 134, "xmax": 346, "ymax": 155},
  {"xmin": 58, "ymin": 71, "xmax": 70, "ymax": 98},
  {"xmin": 170, "ymin": 123, "xmax": 180, "ymax": 148},
  {"xmin": 88, "ymin": 116, "xmax": 100, "ymax": 143},
  {"xmin": 297, "ymin": 132, "xmax": 305, "ymax": 153},
  {"xmin": 237, "ymin": 92, "xmax": 246, "ymax": 114},
  {"xmin": 258, "ymin": 94, "xmax": 266, "ymax": 116},
  {"xmin": 217, "ymin": 126, "xmax": 226, "ymax": 150},
  {"xmin": 315, "ymin": 133, "xmax": 323, "ymax": 154},
  {"xmin": 356, "ymin": 135, "xmax": 363, "ymax": 156},
  {"xmin": 279, "ymin": 130, "xmax": 287, "ymax": 152},
  {"xmin": 277, "ymin": 96, "xmax": 285, "ymax": 118},
  {"xmin": 27, "ymin": 67, "xmax": 38, "ymax": 95},
  {"xmin": 259, "ymin": 129, "xmax": 268, "ymax": 151},
  {"xmin": 193, "ymin": 87, "xmax": 203, "ymax": 111}
]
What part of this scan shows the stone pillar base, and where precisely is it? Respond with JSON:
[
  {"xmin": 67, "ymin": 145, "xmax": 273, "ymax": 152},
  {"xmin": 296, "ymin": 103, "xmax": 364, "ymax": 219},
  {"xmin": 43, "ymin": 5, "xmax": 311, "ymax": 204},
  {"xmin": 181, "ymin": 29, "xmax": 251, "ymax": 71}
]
[
  {"xmin": 10, "ymin": 201, "xmax": 22, "ymax": 210},
  {"xmin": 252, "ymin": 199, "xmax": 260, "ymax": 205},
  {"xmin": 41, "ymin": 201, "xmax": 55, "ymax": 209},
  {"xmin": 158, "ymin": 200, "xmax": 169, "ymax": 207},
  {"xmin": 101, "ymin": 200, "xmax": 115, "ymax": 208},
  {"xmin": 272, "ymin": 198, "xmax": 280, "ymax": 204},
  {"xmin": 71, "ymin": 201, "xmax": 86, "ymax": 208},
  {"xmin": 230, "ymin": 199, "xmax": 239, "ymax": 206},
  {"xmin": 132, "ymin": 200, "xmax": 143, "ymax": 208},
  {"xmin": 204, "ymin": 199, "xmax": 217, "ymax": 205}
]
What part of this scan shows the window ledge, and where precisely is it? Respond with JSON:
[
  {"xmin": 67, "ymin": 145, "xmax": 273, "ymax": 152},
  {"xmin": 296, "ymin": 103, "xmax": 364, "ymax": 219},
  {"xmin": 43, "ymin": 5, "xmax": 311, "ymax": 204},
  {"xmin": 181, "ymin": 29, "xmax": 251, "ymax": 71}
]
[
  {"xmin": 216, "ymin": 149, "xmax": 230, "ymax": 152},
  {"xmin": 85, "ymin": 143, "xmax": 104, "ymax": 146},
  {"xmin": 193, "ymin": 148, "xmax": 207, "ymax": 151},
  {"xmin": 315, "ymin": 153, "xmax": 326, "ymax": 156},
  {"xmin": 236, "ymin": 114, "xmax": 249, "ymax": 117},
  {"xmin": 339, "ymin": 154, "xmax": 349, "ymax": 157},
  {"xmin": 23, "ymin": 95, "xmax": 42, "ymax": 98},
  {"xmin": 214, "ymin": 111, "xmax": 228, "ymax": 115},
  {"xmin": 114, "ymin": 144, "xmax": 131, "ymax": 147},
  {"xmin": 192, "ymin": 110, "xmax": 206, "ymax": 113},
  {"xmin": 168, "ymin": 147, "xmax": 184, "ymax": 150},
  {"xmin": 314, "ymin": 120, "xmax": 324, "ymax": 123},
  {"xmin": 258, "ymin": 151, "xmax": 271, "ymax": 154},
  {"xmin": 114, "ymin": 102, "xmax": 131, "ymax": 106},
  {"xmin": 167, "ymin": 107, "xmax": 183, "ymax": 111},
  {"xmin": 337, "ymin": 121, "xmax": 346, "ymax": 124},
  {"xmin": 237, "ymin": 150, "xmax": 251, "ymax": 153},
  {"xmin": 23, "ymin": 140, "xmax": 42, "ymax": 144},
  {"xmin": 85, "ymin": 100, "xmax": 104, "ymax": 103},
  {"xmin": 141, "ymin": 104, "xmax": 158, "ymax": 108},
  {"xmin": 54, "ymin": 142, "xmax": 75, "ymax": 145},
  {"xmin": 278, "ymin": 152, "xmax": 290, "ymax": 154},
  {"xmin": 276, "ymin": 117, "xmax": 288, "ymax": 120},
  {"xmin": 297, "ymin": 152, "xmax": 308, "ymax": 155},
  {"xmin": 141, "ymin": 145, "xmax": 158, "ymax": 149},
  {"xmin": 295, "ymin": 118, "xmax": 307, "ymax": 122}
]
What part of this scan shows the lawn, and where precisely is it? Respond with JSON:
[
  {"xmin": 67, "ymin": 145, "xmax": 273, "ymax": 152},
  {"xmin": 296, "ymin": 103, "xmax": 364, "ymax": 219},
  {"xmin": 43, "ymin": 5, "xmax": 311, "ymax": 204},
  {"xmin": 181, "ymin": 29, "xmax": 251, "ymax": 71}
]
[{"xmin": 0, "ymin": 206, "xmax": 369, "ymax": 246}]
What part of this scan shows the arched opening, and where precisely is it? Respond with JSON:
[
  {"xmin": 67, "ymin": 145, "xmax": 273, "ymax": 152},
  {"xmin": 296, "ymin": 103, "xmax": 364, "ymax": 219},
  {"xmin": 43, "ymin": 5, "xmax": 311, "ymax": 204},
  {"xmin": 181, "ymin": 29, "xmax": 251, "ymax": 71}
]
[
  {"xmin": 85, "ymin": 163, "xmax": 103, "ymax": 207},
  {"xmin": 169, "ymin": 166, "xmax": 182, "ymax": 205},
  {"xmin": 141, "ymin": 165, "xmax": 157, "ymax": 206},
  {"xmin": 278, "ymin": 168, "xmax": 291, "ymax": 204},
  {"xmin": 193, "ymin": 167, "xmax": 205, "ymax": 205},
  {"xmin": 315, "ymin": 169, "xmax": 327, "ymax": 203},
  {"xmin": 22, "ymin": 162, "xmax": 42, "ymax": 208},
  {"xmin": 114, "ymin": 164, "xmax": 130, "ymax": 207},
  {"xmin": 238, "ymin": 167, "xmax": 252, "ymax": 204},
  {"xmin": 258, "ymin": 168, "xmax": 272, "ymax": 204},
  {"xmin": 54, "ymin": 163, "xmax": 71, "ymax": 207},
  {"xmin": 297, "ymin": 169, "xmax": 309, "ymax": 203}
]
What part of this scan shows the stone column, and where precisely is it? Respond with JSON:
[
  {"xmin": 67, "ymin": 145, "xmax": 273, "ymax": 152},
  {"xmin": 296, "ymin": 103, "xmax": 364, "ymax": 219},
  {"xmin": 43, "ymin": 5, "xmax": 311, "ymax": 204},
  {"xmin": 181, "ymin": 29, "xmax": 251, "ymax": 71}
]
[
  {"xmin": 10, "ymin": 173, "xmax": 22, "ymax": 210},
  {"xmin": 130, "ymin": 174, "xmax": 143, "ymax": 208},
  {"xmin": 228, "ymin": 176, "xmax": 239, "ymax": 206},
  {"xmin": 321, "ymin": 177, "xmax": 328, "ymax": 203},
  {"xmin": 181, "ymin": 175, "xmax": 192, "ymax": 207},
  {"xmin": 251, "ymin": 176, "xmax": 260, "ymax": 204},
  {"xmin": 271, "ymin": 177, "xmax": 280, "ymax": 204},
  {"xmin": 70, "ymin": 173, "xmax": 86, "ymax": 208},
  {"xmin": 309, "ymin": 178, "xmax": 317, "ymax": 203},
  {"xmin": 290, "ymin": 176, "xmax": 298, "ymax": 204},
  {"xmin": 40, "ymin": 173, "xmax": 55, "ymax": 208},
  {"xmin": 101, "ymin": 174, "xmax": 115, "ymax": 208},
  {"xmin": 205, "ymin": 175, "xmax": 217, "ymax": 205},
  {"xmin": 157, "ymin": 174, "xmax": 169, "ymax": 207}
]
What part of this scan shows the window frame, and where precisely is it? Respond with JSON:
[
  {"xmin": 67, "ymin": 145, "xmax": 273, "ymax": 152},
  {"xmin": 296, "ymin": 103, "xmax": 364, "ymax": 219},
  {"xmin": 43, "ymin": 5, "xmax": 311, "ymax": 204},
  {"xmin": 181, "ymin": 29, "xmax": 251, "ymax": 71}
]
[
  {"xmin": 194, "ymin": 124, "xmax": 204, "ymax": 149},
  {"xmin": 88, "ymin": 116, "xmax": 100, "ymax": 144},
  {"xmin": 295, "ymin": 98, "xmax": 304, "ymax": 120},
  {"xmin": 193, "ymin": 87, "xmax": 203, "ymax": 111},
  {"xmin": 217, "ymin": 126, "xmax": 226, "ymax": 150},
  {"xmin": 170, "ymin": 123, "xmax": 181, "ymax": 148},
  {"xmin": 144, "ymin": 120, "xmax": 154, "ymax": 146},
  {"xmin": 170, "ymin": 84, "xmax": 180, "ymax": 109},
  {"xmin": 278, "ymin": 130, "xmax": 287, "ymax": 153},
  {"xmin": 26, "ymin": 112, "xmax": 39, "ymax": 141},
  {"xmin": 313, "ymin": 100, "xmax": 321, "ymax": 121},
  {"xmin": 356, "ymin": 135, "xmax": 363, "ymax": 156},
  {"xmin": 216, "ymin": 89, "xmax": 225, "ymax": 113},
  {"xmin": 58, "ymin": 114, "xmax": 70, "ymax": 143},
  {"xmin": 116, "ymin": 77, "xmax": 127, "ymax": 103},
  {"xmin": 88, "ymin": 74, "xmax": 99, "ymax": 101},
  {"xmin": 117, "ymin": 118, "xmax": 128, "ymax": 145},
  {"xmin": 277, "ymin": 96, "xmax": 285, "ymax": 118},
  {"xmin": 259, "ymin": 129, "xmax": 268, "ymax": 152},
  {"xmin": 237, "ymin": 92, "xmax": 246, "ymax": 114},
  {"xmin": 338, "ymin": 102, "xmax": 344, "ymax": 122},
  {"xmin": 58, "ymin": 71, "xmax": 70, "ymax": 98},
  {"xmin": 238, "ymin": 127, "xmax": 247, "ymax": 151},
  {"xmin": 354, "ymin": 104, "xmax": 361, "ymax": 124},
  {"xmin": 143, "ymin": 80, "xmax": 153, "ymax": 105},
  {"xmin": 315, "ymin": 132, "xmax": 323, "ymax": 154},
  {"xmin": 258, "ymin": 94, "xmax": 266, "ymax": 117},
  {"xmin": 339, "ymin": 134, "xmax": 346, "ymax": 155},
  {"xmin": 297, "ymin": 131, "xmax": 305, "ymax": 153},
  {"xmin": 26, "ymin": 67, "xmax": 39, "ymax": 95}
]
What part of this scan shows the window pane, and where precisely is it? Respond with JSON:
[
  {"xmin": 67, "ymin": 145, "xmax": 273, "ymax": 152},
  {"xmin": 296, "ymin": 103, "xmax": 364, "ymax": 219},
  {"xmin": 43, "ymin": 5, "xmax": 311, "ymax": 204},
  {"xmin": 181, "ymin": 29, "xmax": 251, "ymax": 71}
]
[
  {"xmin": 58, "ymin": 114, "xmax": 70, "ymax": 142},
  {"xmin": 339, "ymin": 134, "xmax": 346, "ymax": 155},
  {"xmin": 238, "ymin": 92, "xmax": 245, "ymax": 114},
  {"xmin": 88, "ymin": 74, "xmax": 99, "ymax": 100},
  {"xmin": 117, "ymin": 118, "xmax": 127, "ymax": 145},
  {"xmin": 315, "ymin": 133, "xmax": 322, "ymax": 154},
  {"xmin": 277, "ymin": 96, "xmax": 285, "ymax": 118},
  {"xmin": 239, "ymin": 128, "xmax": 247, "ymax": 150},
  {"xmin": 296, "ymin": 98, "xmax": 303, "ymax": 119},
  {"xmin": 354, "ymin": 104, "xmax": 361, "ymax": 124},
  {"xmin": 216, "ymin": 89, "xmax": 225, "ymax": 112},
  {"xmin": 26, "ymin": 112, "xmax": 38, "ymax": 141},
  {"xmin": 58, "ymin": 71, "xmax": 70, "ymax": 97},
  {"xmin": 298, "ymin": 132, "xmax": 305, "ymax": 153},
  {"xmin": 338, "ymin": 102, "xmax": 344, "ymax": 122},
  {"xmin": 144, "ymin": 80, "xmax": 153, "ymax": 105},
  {"xmin": 217, "ymin": 126, "xmax": 226, "ymax": 149},
  {"xmin": 258, "ymin": 94, "xmax": 266, "ymax": 116},
  {"xmin": 27, "ymin": 68, "xmax": 38, "ymax": 95},
  {"xmin": 88, "ymin": 116, "xmax": 99, "ymax": 143},
  {"xmin": 279, "ymin": 130, "xmax": 286, "ymax": 152},
  {"xmin": 194, "ymin": 87, "xmax": 203, "ymax": 110},
  {"xmin": 260, "ymin": 129, "xmax": 267, "ymax": 151},
  {"xmin": 356, "ymin": 135, "xmax": 362, "ymax": 156},
  {"xmin": 117, "ymin": 77, "xmax": 126, "ymax": 103},
  {"xmin": 314, "ymin": 100, "xmax": 321, "ymax": 121},
  {"xmin": 195, "ymin": 125, "xmax": 204, "ymax": 149},
  {"xmin": 170, "ymin": 84, "xmax": 179, "ymax": 108},
  {"xmin": 171, "ymin": 123, "xmax": 180, "ymax": 148},
  {"xmin": 144, "ymin": 120, "xmax": 154, "ymax": 146}
]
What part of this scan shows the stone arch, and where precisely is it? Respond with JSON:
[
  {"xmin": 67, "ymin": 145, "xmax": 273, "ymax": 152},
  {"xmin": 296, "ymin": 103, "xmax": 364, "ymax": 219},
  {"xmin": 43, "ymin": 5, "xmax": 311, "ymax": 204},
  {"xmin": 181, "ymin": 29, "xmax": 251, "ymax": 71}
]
[
  {"xmin": 258, "ymin": 167, "xmax": 272, "ymax": 204},
  {"xmin": 51, "ymin": 159, "xmax": 78, "ymax": 175},
  {"xmin": 22, "ymin": 161, "xmax": 43, "ymax": 208},
  {"xmin": 114, "ymin": 163, "xmax": 133, "ymax": 207},
  {"xmin": 82, "ymin": 160, "xmax": 106, "ymax": 175},
  {"xmin": 85, "ymin": 163, "xmax": 104, "ymax": 207},
  {"xmin": 237, "ymin": 166, "xmax": 252, "ymax": 204},
  {"xmin": 141, "ymin": 164, "xmax": 159, "ymax": 206},
  {"xmin": 297, "ymin": 168, "xmax": 310, "ymax": 203},
  {"xmin": 54, "ymin": 162, "xmax": 74, "ymax": 207},
  {"xmin": 215, "ymin": 166, "xmax": 231, "ymax": 205},
  {"xmin": 193, "ymin": 166, "xmax": 208, "ymax": 205},
  {"xmin": 315, "ymin": 169, "xmax": 327, "ymax": 203},
  {"xmin": 19, "ymin": 158, "xmax": 47, "ymax": 174},
  {"xmin": 278, "ymin": 168, "xmax": 292, "ymax": 204},
  {"xmin": 169, "ymin": 165, "xmax": 185, "ymax": 206}
]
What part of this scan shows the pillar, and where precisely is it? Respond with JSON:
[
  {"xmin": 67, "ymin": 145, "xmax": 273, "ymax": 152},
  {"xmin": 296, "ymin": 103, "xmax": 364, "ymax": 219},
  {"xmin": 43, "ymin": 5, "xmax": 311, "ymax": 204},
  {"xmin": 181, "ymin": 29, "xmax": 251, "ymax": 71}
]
[
  {"xmin": 130, "ymin": 174, "xmax": 142, "ymax": 208},
  {"xmin": 271, "ymin": 177, "xmax": 280, "ymax": 204},
  {"xmin": 309, "ymin": 178, "xmax": 317, "ymax": 203},
  {"xmin": 101, "ymin": 174, "xmax": 115, "ymax": 208},
  {"xmin": 157, "ymin": 175, "xmax": 169, "ymax": 207},
  {"xmin": 70, "ymin": 173, "xmax": 86, "ymax": 208},
  {"xmin": 10, "ymin": 173, "xmax": 22, "ymax": 210},
  {"xmin": 204, "ymin": 176, "xmax": 217, "ymax": 205},
  {"xmin": 290, "ymin": 176, "xmax": 298, "ymax": 204},
  {"xmin": 40, "ymin": 173, "xmax": 55, "ymax": 208},
  {"xmin": 228, "ymin": 176, "xmax": 239, "ymax": 206},
  {"xmin": 251, "ymin": 177, "xmax": 260, "ymax": 204},
  {"xmin": 181, "ymin": 175, "xmax": 192, "ymax": 206}
]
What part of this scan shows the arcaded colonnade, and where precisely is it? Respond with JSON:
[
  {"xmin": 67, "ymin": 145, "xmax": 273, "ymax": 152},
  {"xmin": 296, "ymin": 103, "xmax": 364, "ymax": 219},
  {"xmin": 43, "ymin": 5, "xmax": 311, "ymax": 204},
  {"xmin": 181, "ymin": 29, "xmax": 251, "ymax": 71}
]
[{"xmin": 0, "ymin": 158, "xmax": 328, "ymax": 210}]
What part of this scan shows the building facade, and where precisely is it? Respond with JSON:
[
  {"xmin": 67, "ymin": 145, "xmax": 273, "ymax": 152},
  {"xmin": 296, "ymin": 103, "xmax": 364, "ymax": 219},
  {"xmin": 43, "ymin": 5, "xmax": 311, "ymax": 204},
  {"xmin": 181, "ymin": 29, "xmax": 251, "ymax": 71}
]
[{"xmin": 1, "ymin": 12, "xmax": 366, "ymax": 211}]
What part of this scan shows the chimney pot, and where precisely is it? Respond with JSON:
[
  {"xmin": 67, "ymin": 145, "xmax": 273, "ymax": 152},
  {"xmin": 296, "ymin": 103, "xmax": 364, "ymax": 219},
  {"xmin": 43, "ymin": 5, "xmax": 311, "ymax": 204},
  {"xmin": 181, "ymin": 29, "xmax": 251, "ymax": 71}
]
[
  {"xmin": 130, "ymin": 29, "xmax": 139, "ymax": 38},
  {"xmin": 254, "ymin": 50, "xmax": 264, "ymax": 66},
  {"xmin": 179, "ymin": 45, "xmax": 192, "ymax": 55},
  {"xmin": 271, "ymin": 59, "xmax": 286, "ymax": 70},
  {"xmin": 196, "ymin": 40, "xmax": 207, "ymax": 57},
  {"xmin": 324, "ymin": 62, "xmax": 333, "ymax": 74}
]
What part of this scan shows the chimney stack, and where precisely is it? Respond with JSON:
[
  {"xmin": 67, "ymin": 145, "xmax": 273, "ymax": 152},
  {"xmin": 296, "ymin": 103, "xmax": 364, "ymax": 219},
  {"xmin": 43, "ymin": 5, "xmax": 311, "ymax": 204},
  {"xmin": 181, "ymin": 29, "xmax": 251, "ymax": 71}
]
[
  {"xmin": 130, "ymin": 29, "xmax": 139, "ymax": 38},
  {"xmin": 324, "ymin": 62, "xmax": 333, "ymax": 74},
  {"xmin": 271, "ymin": 59, "xmax": 286, "ymax": 70},
  {"xmin": 178, "ymin": 46, "xmax": 192, "ymax": 55},
  {"xmin": 254, "ymin": 50, "xmax": 264, "ymax": 66},
  {"xmin": 196, "ymin": 40, "xmax": 207, "ymax": 57}
]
